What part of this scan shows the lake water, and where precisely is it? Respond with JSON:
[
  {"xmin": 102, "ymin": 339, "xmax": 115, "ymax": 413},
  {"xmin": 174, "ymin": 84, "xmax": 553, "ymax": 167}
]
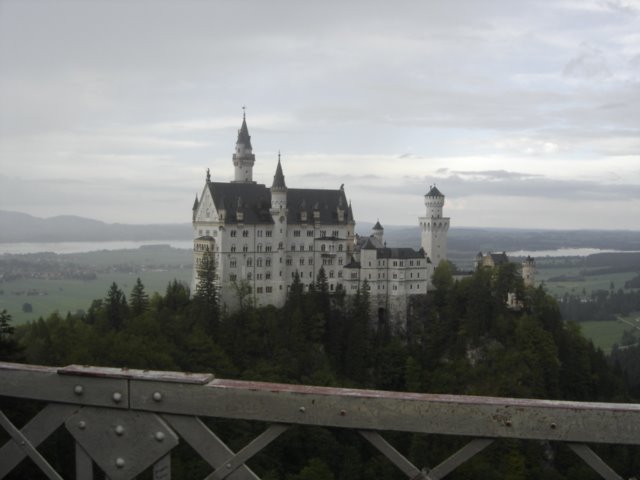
[
  {"xmin": 0, "ymin": 240, "xmax": 193, "ymax": 255},
  {"xmin": 506, "ymin": 247, "xmax": 639, "ymax": 258}
]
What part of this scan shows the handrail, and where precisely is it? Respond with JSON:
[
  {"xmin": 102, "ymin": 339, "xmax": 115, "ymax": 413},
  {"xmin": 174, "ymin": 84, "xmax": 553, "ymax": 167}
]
[{"xmin": 1, "ymin": 362, "xmax": 638, "ymax": 479}]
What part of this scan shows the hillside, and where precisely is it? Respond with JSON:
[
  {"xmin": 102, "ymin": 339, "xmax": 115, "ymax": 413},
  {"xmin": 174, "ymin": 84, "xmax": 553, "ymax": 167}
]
[{"xmin": 0, "ymin": 210, "xmax": 191, "ymax": 242}]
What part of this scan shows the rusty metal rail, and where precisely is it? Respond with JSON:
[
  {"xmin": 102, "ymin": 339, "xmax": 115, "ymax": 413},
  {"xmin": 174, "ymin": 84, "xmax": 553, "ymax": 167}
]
[{"xmin": 1, "ymin": 361, "xmax": 639, "ymax": 479}]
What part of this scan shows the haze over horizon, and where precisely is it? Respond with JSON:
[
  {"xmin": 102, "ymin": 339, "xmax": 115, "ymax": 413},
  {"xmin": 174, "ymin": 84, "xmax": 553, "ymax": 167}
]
[{"xmin": 1, "ymin": 0, "xmax": 639, "ymax": 230}]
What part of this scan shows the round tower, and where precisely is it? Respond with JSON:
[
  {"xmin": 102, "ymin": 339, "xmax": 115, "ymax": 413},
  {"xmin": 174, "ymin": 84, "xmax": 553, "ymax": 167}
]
[
  {"xmin": 522, "ymin": 256, "xmax": 536, "ymax": 288},
  {"xmin": 232, "ymin": 111, "xmax": 256, "ymax": 183},
  {"xmin": 419, "ymin": 185, "xmax": 450, "ymax": 266}
]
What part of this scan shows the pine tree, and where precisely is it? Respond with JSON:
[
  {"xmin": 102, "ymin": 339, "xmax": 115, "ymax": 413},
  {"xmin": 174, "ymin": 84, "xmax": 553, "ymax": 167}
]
[
  {"xmin": 194, "ymin": 249, "xmax": 218, "ymax": 331},
  {"xmin": 0, "ymin": 309, "xmax": 22, "ymax": 361},
  {"xmin": 129, "ymin": 277, "xmax": 149, "ymax": 316},
  {"xmin": 105, "ymin": 282, "xmax": 128, "ymax": 330}
]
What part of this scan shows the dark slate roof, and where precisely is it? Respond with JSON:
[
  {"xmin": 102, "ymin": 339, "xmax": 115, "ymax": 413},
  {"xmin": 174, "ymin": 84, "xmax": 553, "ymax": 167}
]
[
  {"xmin": 357, "ymin": 235, "xmax": 384, "ymax": 249},
  {"xmin": 361, "ymin": 238, "xmax": 378, "ymax": 250},
  {"xmin": 237, "ymin": 115, "xmax": 252, "ymax": 150},
  {"xmin": 208, "ymin": 182, "xmax": 273, "ymax": 224},
  {"xmin": 271, "ymin": 158, "xmax": 287, "ymax": 191},
  {"xmin": 286, "ymin": 188, "xmax": 352, "ymax": 225},
  {"xmin": 376, "ymin": 247, "xmax": 426, "ymax": 260},
  {"xmin": 344, "ymin": 256, "xmax": 361, "ymax": 268},
  {"xmin": 490, "ymin": 252, "xmax": 509, "ymax": 265},
  {"xmin": 206, "ymin": 182, "xmax": 353, "ymax": 225},
  {"xmin": 426, "ymin": 185, "xmax": 444, "ymax": 197},
  {"xmin": 192, "ymin": 195, "xmax": 199, "ymax": 211},
  {"xmin": 373, "ymin": 221, "xmax": 383, "ymax": 231}
]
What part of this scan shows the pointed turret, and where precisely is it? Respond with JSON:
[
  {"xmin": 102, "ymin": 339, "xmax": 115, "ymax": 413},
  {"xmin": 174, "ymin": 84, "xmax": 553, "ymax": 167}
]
[
  {"xmin": 271, "ymin": 153, "xmax": 287, "ymax": 191},
  {"xmin": 232, "ymin": 110, "xmax": 256, "ymax": 183},
  {"xmin": 372, "ymin": 220, "xmax": 384, "ymax": 243},
  {"xmin": 270, "ymin": 153, "xmax": 287, "ymax": 211}
]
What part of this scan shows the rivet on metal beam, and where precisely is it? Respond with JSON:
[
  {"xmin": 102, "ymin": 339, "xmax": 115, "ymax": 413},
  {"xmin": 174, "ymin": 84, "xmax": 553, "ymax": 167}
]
[
  {"xmin": 78, "ymin": 421, "xmax": 86, "ymax": 430},
  {"xmin": 115, "ymin": 458, "xmax": 125, "ymax": 468},
  {"xmin": 112, "ymin": 392, "xmax": 123, "ymax": 403},
  {"xmin": 115, "ymin": 425, "xmax": 125, "ymax": 436},
  {"xmin": 299, "ymin": 406, "xmax": 306, "ymax": 413},
  {"xmin": 155, "ymin": 431, "xmax": 165, "ymax": 442},
  {"xmin": 550, "ymin": 423, "xmax": 557, "ymax": 429},
  {"xmin": 226, "ymin": 463, "xmax": 232, "ymax": 469},
  {"xmin": 340, "ymin": 410, "xmax": 347, "ymax": 416},
  {"xmin": 74, "ymin": 385, "xmax": 84, "ymax": 395},
  {"xmin": 153, "ymin": 392, "xmax": 163, "ymax": 402},
  {"xmin": 505, "ymin": 420, "xmax": 512, "ymax": 427}
]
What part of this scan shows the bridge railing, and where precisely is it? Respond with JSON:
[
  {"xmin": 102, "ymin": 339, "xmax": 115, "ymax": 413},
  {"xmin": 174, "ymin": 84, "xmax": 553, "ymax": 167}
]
[{"xmin": 1, "ymin": 361, "xmax": 639, "ymax": 479}]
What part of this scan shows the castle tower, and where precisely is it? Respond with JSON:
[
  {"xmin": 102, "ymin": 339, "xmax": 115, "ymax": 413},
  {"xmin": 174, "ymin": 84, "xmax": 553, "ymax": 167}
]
[
  {"xmin": 270, "ymin": 153, "xmax": 287, "ymax": 210},
  {"xmin": 270, "ymin": 154, "xmax": 288, "ymax": 305},
  {"xmin": 522, "ymin": 256, "xmax": 536, "ymax": 287},
  {"xmin": 372, "ymin": 221, "xmax": 384, "ymax": 244},
  {"xmin": 419, "ymin": 185, "xmax": 450, "ymax": 266},
  {"xmin": 232, "ymin": 112, "xmax": 256, "ymax": 183}
]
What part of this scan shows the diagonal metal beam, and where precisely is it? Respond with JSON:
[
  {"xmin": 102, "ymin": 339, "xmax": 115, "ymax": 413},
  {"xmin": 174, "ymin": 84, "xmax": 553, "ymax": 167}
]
[
  {"xmin": 359, "ymin": 430, "xmax": 425, "ymax": 478},
  {"xmin": 163, "ymin": 415, "xmax": 260, "ymax": 480},
  {"xmin": 0, "ymin": 404, "xmax": 76, "ymax": 478},
  {"xmin": 568, "ymin": 443, "xmax": 624, "ymax": 480},
  {"xmin": 0, "ymin": 409, "xmax": 63, "ymax": 480},
  {"xmin": 207, "ymin": 424, "xmax": 289, "ymax": 480},
  {"xmin": 426, "ymin": 438, "xmax": 494, "ymax": 480}
]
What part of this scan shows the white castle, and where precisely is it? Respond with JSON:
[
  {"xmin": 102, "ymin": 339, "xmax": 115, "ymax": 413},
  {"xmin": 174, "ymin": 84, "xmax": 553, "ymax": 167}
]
[{"xmin": 191, "ymin": 114, "xmax": 450, "ymax": 323}]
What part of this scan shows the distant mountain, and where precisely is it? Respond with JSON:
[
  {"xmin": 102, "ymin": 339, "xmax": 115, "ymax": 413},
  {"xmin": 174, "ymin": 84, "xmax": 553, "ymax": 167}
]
[{"xmin": 0, "ymin": 211, "xmax": 191, "ymax": 243}]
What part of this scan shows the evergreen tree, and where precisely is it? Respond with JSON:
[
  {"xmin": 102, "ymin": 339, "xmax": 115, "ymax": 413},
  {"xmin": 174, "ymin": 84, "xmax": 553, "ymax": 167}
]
[
  {"xmin": 194, "ymin": 249, "xmax": 218, "ymax": 332},
  {"xmin": 129, "ymin": 277, "xmax": 149, "ymax": 316},
  {"xmin": 0, "ymin": 309, "xmax": 22, "ymax": 361},
  {"xmin": 105, "ymin": 282, "xmax": 128, "ymax": 330}
]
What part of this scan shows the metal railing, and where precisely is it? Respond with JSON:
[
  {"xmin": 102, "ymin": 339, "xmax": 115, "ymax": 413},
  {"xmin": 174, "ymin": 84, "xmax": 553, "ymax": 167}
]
[{"xmin": 1, "ymin": 361, "xmax": 639, "ymax": 479}]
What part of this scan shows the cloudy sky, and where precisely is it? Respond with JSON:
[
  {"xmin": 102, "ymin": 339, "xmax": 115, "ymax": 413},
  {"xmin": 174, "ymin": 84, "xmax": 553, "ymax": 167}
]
[{"xmin": 1, "ymin": 0, "xmax": 639, "ymax": 230}]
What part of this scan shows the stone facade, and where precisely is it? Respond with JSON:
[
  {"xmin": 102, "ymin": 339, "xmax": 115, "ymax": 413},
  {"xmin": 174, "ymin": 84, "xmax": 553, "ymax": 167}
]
[{"xmin": 191, "ymin": 115, "xmax": 450, "ymax": 325}]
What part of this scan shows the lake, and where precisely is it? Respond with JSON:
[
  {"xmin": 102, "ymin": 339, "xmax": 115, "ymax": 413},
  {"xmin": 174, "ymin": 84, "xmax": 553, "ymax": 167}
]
[
  {"xmin": 506, "ymin": 247, "xmax": 640, "ymax": 258},
  {"xmin": 0, "ymin": 240, "xmax": 193, "ymax": 255}
]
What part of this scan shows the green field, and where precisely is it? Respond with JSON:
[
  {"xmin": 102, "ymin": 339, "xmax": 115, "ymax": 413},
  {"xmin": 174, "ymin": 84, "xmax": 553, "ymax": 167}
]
[
  {"xmin": 535, "ymin": 265, "xmax": 638, "ymax": 298},
  {"xmin": 578, "ymin": 316, "xmax": 640, "ymax": 353}
]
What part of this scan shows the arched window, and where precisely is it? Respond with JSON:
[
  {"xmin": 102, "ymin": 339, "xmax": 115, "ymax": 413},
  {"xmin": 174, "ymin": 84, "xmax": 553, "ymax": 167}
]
[{"xmin": 230, "ymin": 244, "xmax": 236, "ymax": 253}]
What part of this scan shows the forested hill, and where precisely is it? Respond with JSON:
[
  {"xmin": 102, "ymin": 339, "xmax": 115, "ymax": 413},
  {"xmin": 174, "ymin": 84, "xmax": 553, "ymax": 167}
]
[
  {"xmin": 1, "ymin": 262, "xmax": 638, "ymax": 479},
  {"xmin": 0, "ymin": 210, "xmax": 191, "ymax": 242}
]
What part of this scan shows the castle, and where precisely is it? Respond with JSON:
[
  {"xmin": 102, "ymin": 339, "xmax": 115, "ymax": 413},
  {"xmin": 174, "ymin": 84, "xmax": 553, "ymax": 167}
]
[{"xmin": 191, "ymin": 114, "xmax": 450, "ymax": 323}]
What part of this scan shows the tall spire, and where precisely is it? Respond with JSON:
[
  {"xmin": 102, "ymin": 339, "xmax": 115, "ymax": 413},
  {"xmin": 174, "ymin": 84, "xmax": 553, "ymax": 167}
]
[
  {"xmin": 232, "ymin": 108, "xmax": 256, "ymax": 183},
  {"xmin": 237, "ymin": 107, "xmax": 252, "ymax": 150},
  {"xmin": 271, "ymin": 151, "xmax": 287, "ymax": 191}
]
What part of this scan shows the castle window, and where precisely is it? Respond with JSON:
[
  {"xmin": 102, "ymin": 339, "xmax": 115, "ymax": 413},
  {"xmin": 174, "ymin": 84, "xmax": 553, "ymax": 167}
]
[
  {"xmin": 230, "ymin": 230, "xmax": 236, "ymax": 237},
  {"xmin": 266, "ymin": 272, "xmax": 271, "ymax": 280},
  {"xmin": 257, "ymin": 273, "xmax": 263, "ymax": 280},
  {"xmin": 410, "ymin": 260, "xmax": 414, "ymax": 266},
  {"xmin": 332, "ymin": 230, "xmax": 339, "ymax": 237},
  {"xmin": 242, "ymin": 230, "xmax": 249, "ymax": 237},
  {"xmin": 230, "ymin": 274, "xmax": 237, "ymax": 282},
  {"xmin": 286, "ymin": 258, "xmax": 292, "ymax": 266},
  {"xmin": 243, "ymin": 245, "xmax": 248, "ymax": 252},
  {"xmin": 257, "ymin": 258, "xmax": 263, "ymax": 267},
  {"xmin": 393, "ymin": 273, "xmax": 398, "ymax": 279},
  {"xmin": 299, "ymin": 245, "xmax": 304, "ymax": 251},
  {"xmin": 257, "ymin": 230, "xmax": 263, "ymax": 237},
  {"xmin": 399, "ymin": 261, "xmax": 404, "ymax": 267},
  {"xmin": 338, "ymin": 258, "xmax": 343, "ymax": 265},
  {"xmin": 265, "ymin": 230, "xmax": 272, "ymax": 237},
  {"xmin": 329, "ymin": 270, "xmax": 334, "ymax": 278},
  {"xmin": 230, "ymin": 259, "xmax": 237, "ymax": 268},
  {"xmin": 308, "ymin": 258, "xmax": 313, "ymax": 265},
  {"xmin": 320, "ymin": 230, "xmax": 327, "ymax": 237},
  {"xmin": 307, "ymin": 230, "xmax": 314, "ymax": 237},
  {"xmin": 265, "ymin": 244, "xmax": 272, "ymax": 252},
  {"xmin": 265, "ymin": 258, "xmax": 271, "ymax": 267},
  {"xmin": 257, "ymin": 244, "xmax": 263, "ymax": 252},
  {"xmin": 338, "ymin": 271, "xmax": 342, "ymax": 278},
  {"xmin": 300, "ymin": 258, "xmax": 305, "ymax": 265},
  {"xmin": 247, "ymin": 258, "xmax": 253, "ymax": 267},
  {"xmin": 338, "ymin": 244, "xmax": 343, "ymax": 252},
  {"xmin": 416, "ymin": 260, "xmax": 420, "ymax": 266},
  {"xmin": 257, "ymin": 287, "xmax": 263, "ymax": 293},
  {"xmin": 231, "ymin": 245, "xmax": 236, "ymax": 253},
  {"xmin": 293, "ymin": 230, "xmax": 301, "ymax": 237},
  {"xmin": 266, "ymin": 286, "xmax": 272, "ymax": 293},
  {"xmin": 393, "ymin": 261, "xmax": 397, "ymax": 267},
  {"xmin": 278, "ymin": 242, "xmax": 283, "ymax": 249},
  {"xmin": 330, "ymin": 284, "xmax": 334, "ymax": 291},
  {"xmin": 291, "ymin": 244, "xmax": 295, "ymax": 251},
  {"xmin": 308, "ymin": 244, "xmax": 313, "ymax": 251},
  {"xmin": 321, "ymin": 244, "xmax": 326, "ymax": 252},
  {"xmin": 247, "ymin": 272, "xmax": 252, "ymax": 280}
]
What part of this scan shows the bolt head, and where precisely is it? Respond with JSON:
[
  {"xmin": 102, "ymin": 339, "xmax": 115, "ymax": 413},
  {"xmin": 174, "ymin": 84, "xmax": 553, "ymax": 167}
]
[
  {"xmin": 115, "ymin": 457, "xmax": 125, "ymax": 468},
  {"xmin": 74, "ymin": 385, "xmax": 84, "ymax": 395},
  {"xmin": 78, "ymin": 420, "xmax": 86, "ymax": 430},
  {"xmin": 299, "ymin": 406, "xmax": 306, "ymax": 413},
  {"xmin": 152, "ymin": 391, "xmax": 163, "ymax": 402},
  {"xmin": 115, "ymin": 425, "xmax": 124, "ymax": 436},
  {"xmin": 155, "ymin": 431, "xmax": 165, "ymax": 442},
  {"xmin": 112, "ymin": 392, "xmax": 123, "ymax": 403}
]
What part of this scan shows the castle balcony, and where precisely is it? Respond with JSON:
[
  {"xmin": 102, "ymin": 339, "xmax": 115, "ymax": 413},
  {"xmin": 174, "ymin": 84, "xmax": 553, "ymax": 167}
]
[{"xmin": 0, "ymin": 361, "xmax": 638, "ymax": 479}]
